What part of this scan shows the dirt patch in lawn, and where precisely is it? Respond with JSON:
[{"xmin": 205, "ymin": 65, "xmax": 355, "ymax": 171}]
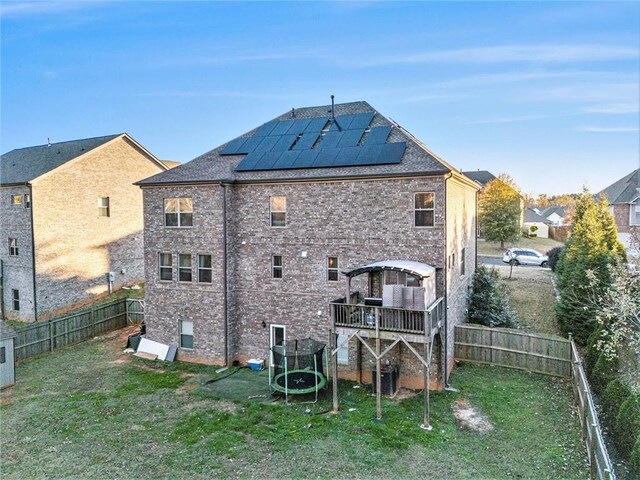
[
  {"xmin": 453, "ymin": 399, "xmax": 494, "ymax": 433},
  {"xmin": 1, "ymin": 387, "xmax": 13, "ymax": 405}
]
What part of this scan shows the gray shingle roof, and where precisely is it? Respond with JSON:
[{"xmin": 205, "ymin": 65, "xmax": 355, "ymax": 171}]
[
  {"xmin": 1, "ymin": 134, "xmax": 121, "ymax": 185},
  {"xmin": 524, "ymin": 208, "xmax": 548, "ymax": 223},
  {"xmin": 540, "ymin": 206, "xmax": 566, "ymax": 219},
  {"xmin": 461, "ymin": 170, "xmax": 497, "ymax": 186},
  {"xmin": 138, "ymin": 101, "xmax": 453, "ymax": 186},
  {"xmin": 598, "ymin": 169, "xmax": 640, "ymax": 204}
]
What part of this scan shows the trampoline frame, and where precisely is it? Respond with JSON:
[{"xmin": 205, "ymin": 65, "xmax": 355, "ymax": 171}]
[{"xmin": 268, "ymin": 338, "xmax": 329, "ymax": 404}]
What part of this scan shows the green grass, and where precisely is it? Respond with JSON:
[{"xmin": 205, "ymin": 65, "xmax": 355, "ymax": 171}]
[
  {"xmin": 478, "ymin": 236, "xmax": 563, "ymax": 257},
  {"xmin": 1, "ymin": 330, "xmax": 588, "ymax": 479}
]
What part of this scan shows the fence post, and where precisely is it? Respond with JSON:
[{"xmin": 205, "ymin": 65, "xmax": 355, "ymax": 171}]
[
  {"xmin": 91, "ymin": 305, "xmax": 96, "ymax": 338},
  {"xmin": 590, "ymin": 422, "xmax": 596, "ymax": 479},
  {"xmin": 49, "ymin": 321, "xmax": 54, "ymax": 352}
]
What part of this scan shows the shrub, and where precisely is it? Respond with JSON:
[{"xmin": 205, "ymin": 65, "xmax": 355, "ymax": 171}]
[
  {"xmin": 583, "ymin": 326, "xmax": 603, "ymax": 375},
  {"xmin": 630, "ymin": 436, "xmax": 640, "ymax": 477},
  {"xmin": 614, "ymin": 393, "xmax": 640, "ymax": 459},
  {"xmin": 467, "ymin": 265, "xmax": 516, "ymax": 328},
  {"xmin": 546, "ymin": 246, "xmax": 564, "ymax": 272},
  {"xmin": 589, "ymin": 352, "xmax": 619, "ymax": 395},
  {"xmin": 601, "ymin": 379, "xmax": 632, "ymax": 423}
]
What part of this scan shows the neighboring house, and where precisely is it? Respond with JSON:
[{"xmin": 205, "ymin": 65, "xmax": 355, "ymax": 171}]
[
  {"xmin": 539, "ymin": 205, "xmax": 566, "ymax": 226},
  {"xmin": 138, "ymin": 100, "xmax": 479, "ymax": 390},
  {"xmin": 599, "ymin": 168, "xmax": 640, "ymax": 257},
  {"xmin": 523, "ymin": 208, "xmax": 550, "ymax": 238},
  {"xmin": 0, "ymin": 134, "xmax": 168, "ymax": 321},
  {"xmin": 462, "ymin": 169, "xmax": 523, "ymax": 235}
]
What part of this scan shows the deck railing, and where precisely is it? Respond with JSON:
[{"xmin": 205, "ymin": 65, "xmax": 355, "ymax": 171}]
[{"xmin": 331, "ymin": 297, "xmax": 444, "ymax": 336}]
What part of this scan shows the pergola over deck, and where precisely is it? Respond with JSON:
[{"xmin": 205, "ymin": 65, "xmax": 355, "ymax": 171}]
[{"xmin": 329, "ymin": 260, "xmax": 446, "ymax": 428}]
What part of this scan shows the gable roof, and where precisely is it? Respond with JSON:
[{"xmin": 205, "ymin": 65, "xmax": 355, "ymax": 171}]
[
  {"xmin": 524, "ymin": 208, "xmax": 549, "ymax": 223},
  {"xmin": 1, "ymin": 134, "xmax": 120, "ymax": 185},
  {"xmin": 461, "ymin": 170, "xmax": 497, "ymax": 186},
  {"xmin": 598, "ymin": 168, "xmax": 640, "ymax": 204},
  {"xmin": 138, "ymin": 101, "xmax": 474, "ymax": 187},
  {"xmin": 540, "ymin": 205, "xmax": 566, "ymax": 219}
]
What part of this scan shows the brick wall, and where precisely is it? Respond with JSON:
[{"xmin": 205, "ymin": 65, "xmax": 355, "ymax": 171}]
[
  {"xmin": 30, "ymin": 136, "xmax": 165, "ymax": 318},
  {"xmin": 613, "ymin": 204, "xmax": 630, "ymax": 233},
  {"xmin": 0, "ymin": 186, "xmax": 36, "ymax": 321}
]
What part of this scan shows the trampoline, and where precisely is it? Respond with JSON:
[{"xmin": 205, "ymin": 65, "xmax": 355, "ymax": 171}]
[{"xmin": 269, "ymin": 338, "xmax": 328, "ymax": 403}]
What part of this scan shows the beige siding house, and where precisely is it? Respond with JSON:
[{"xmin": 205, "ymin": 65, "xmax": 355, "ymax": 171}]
[
  {"xmin": 1, "ymin": 134, "xmax": 168, "ymax": 321},
  {"xmin": 138, "ymin": 101, "xmax": 478, "ymax": 390}
]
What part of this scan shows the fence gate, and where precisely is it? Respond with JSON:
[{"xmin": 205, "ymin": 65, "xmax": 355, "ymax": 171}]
[{"xmin": 126, "ymin": 299, "xmax": 145, "ymax": 324}]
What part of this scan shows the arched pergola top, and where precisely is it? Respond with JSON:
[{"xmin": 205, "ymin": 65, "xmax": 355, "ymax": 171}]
[{"xmin": 344, "ymin": 260, "xmax": 436, "ymax": 279}]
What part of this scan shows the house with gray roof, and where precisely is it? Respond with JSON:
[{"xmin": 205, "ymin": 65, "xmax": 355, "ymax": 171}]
[
  {"xmin": 1, "ymin": 134, "xmax": 168, "ymax": 321},
  {"xmin": 523, "ymin": 208, "xmax": 550, "ymax": 238},
  {"xmin": 599, "ymin": 168, "xmax": 640, "ymax": 256},
  {"xmin": 137, "ymin": 100, "xmax": 479, "ymax": 390}
]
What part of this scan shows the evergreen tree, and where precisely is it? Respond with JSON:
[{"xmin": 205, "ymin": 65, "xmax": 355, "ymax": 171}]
[
  {"xmin": 555, "ymin": 191, "xmax": 625, "ymax": 344},
  {"xmin": 478, "ymin": 174, "xmax": 522, "ymax": 248}
]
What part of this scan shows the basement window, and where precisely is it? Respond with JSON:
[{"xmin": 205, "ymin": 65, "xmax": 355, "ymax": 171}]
[{"xmin": 180, "ymin": 321, "xmax": 194, "ymax": 349}]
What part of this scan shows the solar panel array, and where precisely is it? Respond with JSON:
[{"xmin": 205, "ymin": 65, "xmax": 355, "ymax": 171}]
[{"xmin": 221, "ymin": 112, "xmax": 407, "ymax": 172}]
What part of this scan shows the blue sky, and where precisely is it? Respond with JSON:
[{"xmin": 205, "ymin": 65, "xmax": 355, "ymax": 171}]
[{"xmin": 1, "ymin": 1, "xmax": 638, "ymax": 195}]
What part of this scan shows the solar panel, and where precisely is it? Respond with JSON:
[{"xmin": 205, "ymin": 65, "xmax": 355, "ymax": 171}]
[
  {"xmin": 254, "ymin": 121, "xmax": 278, "ymax": 137},
  {"xmin": 270, "ymin": 120, "xmax": 296, "ymax": 136},
  {"xmin": 292, "ymin": 132, "xmax": 320, "ymax": 150},
  {"xmin": 330, "ymin": 114, "xmax": 356, "ymax": 131},
  {"xmin": 312, "ymin": 148, "xmax": 340, "ymax": 168},
  {"xmin": 235, "ymin": 151, "xmax": 265, "ymax": 171},
  {"xmin": 272, "ymin": 150, "xmax": 300, "ymax": 169},
  {"xmin": 348, "ymin": 112, "xmax": 375, "ymax": 130},
  {"xmin": 304, "ymin": 117, "xmax": 329, "ymax": 133},
  {"xmin": 220, "ymin": 137, "xmax": 248, "ymax": 155},
  {"xmin": 292, "ymin": 149, "xmax": 319, "ymax": 168},
  {"xmin": 252, "ymin": 151, "xmax": 282, "ymax": 170},
  {"xmin": 285, "ymin": 118, "xmax": 311, "ymax": 135},
  {"xmin": 237, "ymin": 135, "xmax": 264, "ymax": 154},
  {"xmin": 318, "ymin": 131, "xmax": 343, "ymax": 149},
  {"xmin": 272, "ymin": 134, "xmax": 298, "ymax": 152},
  {"xmin": 334, "ymin": 146, "xmax": 361, "ymax": 166},
  {"xmin": 337, "ymin": 129, "xmax": 365, "ymax": 148},
  {"xmin": 253, "ymin": 135, "xmax": 281, "ymax": 153},
  {"xmin": 356, "ymin": 145, "xmax": 382, "ymax": 165},
  {"xmin": 365, "ymin": 126, "xmax": 392, "ymax": 145},
  {"xmin": 371, "ymin": 142, "xmax": 406, "ymax": 164}
]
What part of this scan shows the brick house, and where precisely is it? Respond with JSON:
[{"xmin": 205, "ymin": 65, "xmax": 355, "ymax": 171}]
[
  {"xmin": 599, "ymin": 168, "xmax": 640, "ymax": 257},
  {"xmin": 138, "ymin": 101, "xmax": 478, "ymax": 389},
  {"xmin": 0, "ymin": 134, "xmax": 169, "ymax": 321}
]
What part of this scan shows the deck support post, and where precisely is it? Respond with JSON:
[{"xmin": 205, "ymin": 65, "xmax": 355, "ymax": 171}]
[
  {"xmin": 422, "ymin": 338, "xmax": 431, "ymax": 430},
  {"xmin": 376, "ymin": 336, "xmax": 382, "ymax": 420}
]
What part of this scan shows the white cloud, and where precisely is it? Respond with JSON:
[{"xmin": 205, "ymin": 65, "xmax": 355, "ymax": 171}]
[
  {"xmin": 581, "ymin": 103, "xmax": 639, "ymax": 114},
  {"xmin": 0, "ymin": 1, "xmax": 103, "ymax": 18},
  {"xmin": 578, "ymin": 126, "xmax": 639, "ymax": 133}
]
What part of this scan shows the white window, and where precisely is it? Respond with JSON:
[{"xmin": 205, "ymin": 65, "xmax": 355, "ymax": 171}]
[
  {"xmin": 198, "ymin": 254, "xmax": 212, "ymax": 283},
  {"xmin": 270, "ymin": 196, "xmax": 286, "ymax": 227},
  {"xmin": 180, "ymin": 321, "xmax": 194, "ymax": 349},
  {"xmin": 8, "ymin": 238, "xmax": 18, "ymax": 256},
  {"xmin": 98, "ymin": 197, "xmax": 110, "ymax": 217},
  {"xmin": 178, "ymin": 254, "xmax": 192, "ymax": 282},
  {"xmin": 11, "ymin": 195, "xmax": 22, "ymax": 206},
  {"xmin": 631, "ymin": 203, "xmax": 640, "ymax": 226},
  {"xmin": 159, "ymin": 253, "xmax": 173, "ymax": 281},
  {"xmin": 272, "ymin": 255, "xmax": 283, "ymax": 279},
  {"xmin": 164, "ymin": 198, "xmax": 193, "ymax": 227},
  {"xmin": 327, "ymin": 256, "xmax": 339, "ymax": 282},
  {"xmin": 24, "ymin": 194, "xmax": 31, "ymax": 208},
  {"xmin": 12, "ymin": 289, "xmax": 19, "ymax": 311},
  {"xmin": 336, "ymin": 334, "xmax": 349, "ymax": 365},
  {"xmin": 414, "ymin": 192, "xmax": 434, "ymax": 227}
]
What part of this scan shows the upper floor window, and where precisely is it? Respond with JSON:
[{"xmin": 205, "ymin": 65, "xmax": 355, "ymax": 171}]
[
  {"xmin": 270, "ymin": 196, "xmax": 286, "ymax": 227},
  {"xmin": 631, "ymin": 204, "xmax": 640, "ymax": 226},
  {"xmin": 159, "ymin": 253, "xmax": 173, "ymax": 281},
  {"xmin": 178, "ymin": 254, "xmax": 192, "ymax": 282},
  {"xmin": 8, "ymin": 238, "xmax": 18, "ymax": 256},
  {"xmin": 24, "ymin": 194, "xmax": 31, "ymax": 208},
  {"xmin": 98, "ymin": 197, "xmax": 110, "ymax": 217},
  {"xmin": 198, "ymin": 254, "xmax": 213, "ymax": 283},
  {"xmin": 327, "ymin": 256, "xmax": 339, "ymax": 282},
  {"xmin": 11, "ymin": 194, "xmax": 22, "ymax": 206},
  {"xmin": 12, "ymin": 289, "xmax": 20, "ymax": 311},
  {"xmin": 164, "ymin": 198, "xmax": 193, "ymax": 227},
  {"xmin": 414, "ymin": 192, "xmax": 434, "ymax": 227},
  {"xmin": 272, "ymin": 255, "xmax": 283, "ymax": 279}
]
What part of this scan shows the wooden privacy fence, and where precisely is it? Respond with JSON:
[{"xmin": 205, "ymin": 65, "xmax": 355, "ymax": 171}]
[
  {"xmin": 14, "ymin": 298, "xmax": 144, "ymax": 361},
  {"xmin": 454, "ymin": 324, "xmax": 571, "ymax": 377},
  {"xmin": 455, "ymin": 324, "xmax": 616, "ymax": 480}
]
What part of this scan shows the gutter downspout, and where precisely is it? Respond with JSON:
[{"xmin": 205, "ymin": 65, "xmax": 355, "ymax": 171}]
[
  {"xmin": 29, "ymin": 184, "xmax": 38, "ymax": 321},
  {"xmin": 221, "ymin": 182, "xmax": 229, "ymax": 366},
  {"xmin": 443, "ymin": 173, "xmax": 452, "ymax": 388}
]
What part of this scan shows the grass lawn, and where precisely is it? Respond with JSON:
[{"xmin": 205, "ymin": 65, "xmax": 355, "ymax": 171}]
[
  {"xmin": 478, "ymin": 236, "xmax": 563, "ymax": 257},
  {"xmin": 492, "ymin": 264, "xmax": 561, "ymax": 336},
  {"xmin": 1, "ymin": 329, "xmax": 588, "ymax": 479}
]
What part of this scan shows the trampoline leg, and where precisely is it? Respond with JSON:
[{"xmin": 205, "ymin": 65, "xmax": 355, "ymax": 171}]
[{"xmin": 331, "ymin": 331, "xmax": 338, "ymax": 414}]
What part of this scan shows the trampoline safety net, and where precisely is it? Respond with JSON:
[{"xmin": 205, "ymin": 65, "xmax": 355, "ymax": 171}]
[{"xmin": 270, "ymin": 338, "xmax": 327, "ymax": 397}]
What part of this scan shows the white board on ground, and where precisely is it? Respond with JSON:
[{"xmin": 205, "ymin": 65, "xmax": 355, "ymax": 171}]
[{"xmin": 137, "ymin": 338, "xmax": 170, "ymax": 361}]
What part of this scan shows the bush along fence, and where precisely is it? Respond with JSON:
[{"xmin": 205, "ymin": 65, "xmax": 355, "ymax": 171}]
[
  {"xmin": 455, "ymin": 324, "xmax": 616, "ymax": 480},
  {"xmin": 14, "ymin": 298, "xmax": 144, "ymax": 361}
]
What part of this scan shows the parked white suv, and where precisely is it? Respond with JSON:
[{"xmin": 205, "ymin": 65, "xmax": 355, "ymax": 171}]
[{"xmin": 502, "ymin": 248, "xmax": 549, "ymax": 267}]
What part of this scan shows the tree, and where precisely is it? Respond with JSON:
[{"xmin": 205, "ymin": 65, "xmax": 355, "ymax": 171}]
[
  {"xmin": 467, "ymin": 265, "xmax": 516, "ymax": 328},
  {"xmin": 555, "ymin": 191, "xmax": 626, "ymax": 344},
  {"xmin": 478, "ymin": 174, "xmax": 522, "ymax": 248}
]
